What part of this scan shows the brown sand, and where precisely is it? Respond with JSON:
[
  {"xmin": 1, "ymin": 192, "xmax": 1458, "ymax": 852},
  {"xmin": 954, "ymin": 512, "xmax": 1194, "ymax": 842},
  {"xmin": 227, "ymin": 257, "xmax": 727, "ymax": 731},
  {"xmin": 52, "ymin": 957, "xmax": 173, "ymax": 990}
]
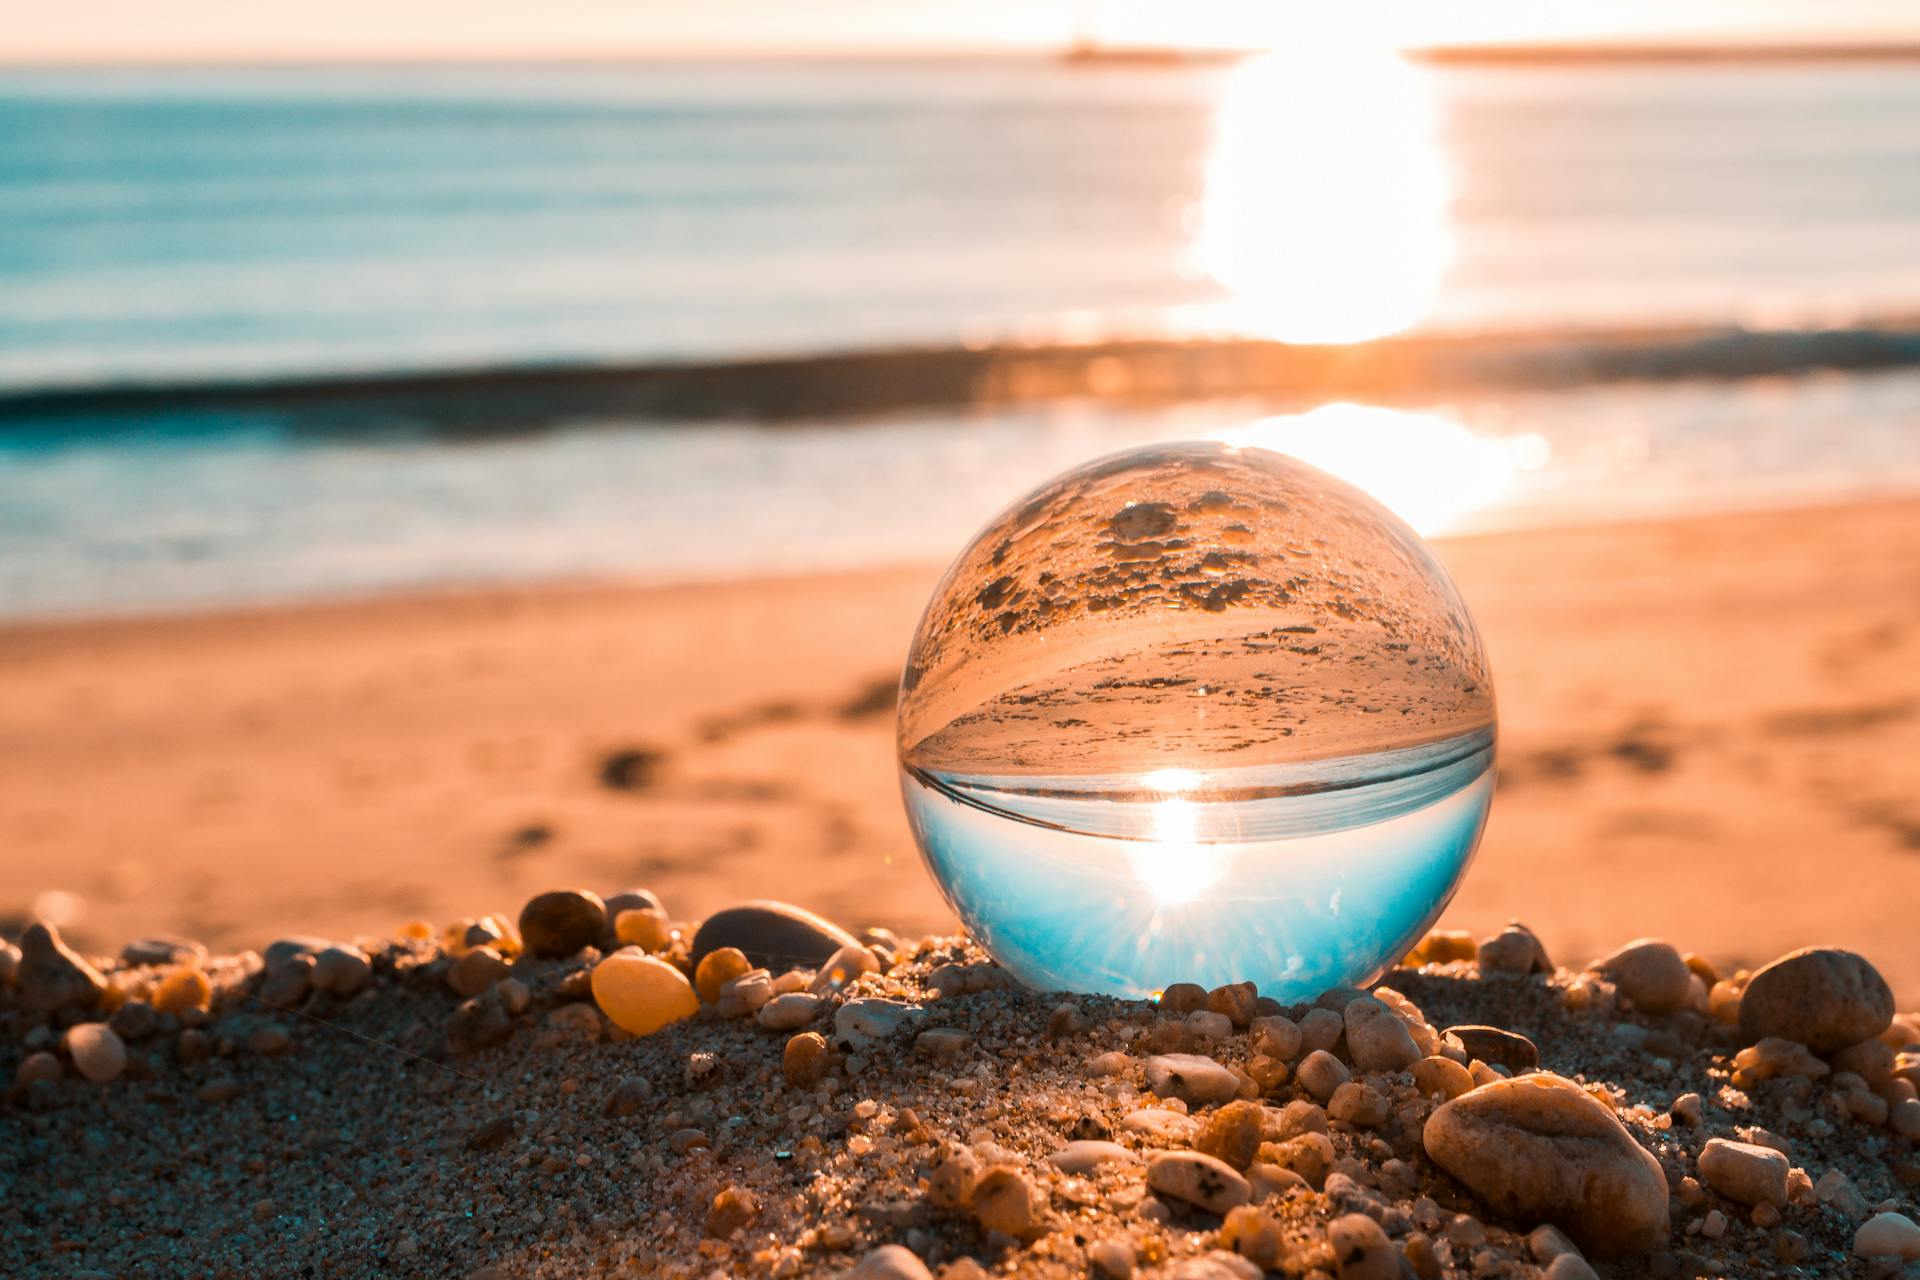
[{"xmin": 2, "ymin": 496, "xmax": 1918, "ymax": 996}]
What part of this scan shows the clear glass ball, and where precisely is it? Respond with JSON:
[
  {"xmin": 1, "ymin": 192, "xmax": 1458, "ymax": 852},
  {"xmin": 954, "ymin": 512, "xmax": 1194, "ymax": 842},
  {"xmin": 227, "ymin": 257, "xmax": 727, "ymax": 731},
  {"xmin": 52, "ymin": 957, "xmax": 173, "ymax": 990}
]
[{"xmin": 897, "ymin": 440, "xmax": 1496, "ymax": 1000}]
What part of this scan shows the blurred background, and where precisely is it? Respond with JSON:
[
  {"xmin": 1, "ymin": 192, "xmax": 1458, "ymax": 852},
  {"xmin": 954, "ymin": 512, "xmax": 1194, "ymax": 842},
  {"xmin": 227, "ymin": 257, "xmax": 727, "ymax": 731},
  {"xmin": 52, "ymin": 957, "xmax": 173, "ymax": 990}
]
[{"xmin": 2, "ymin": 1, "xmax": 1918, "ymax": 992}]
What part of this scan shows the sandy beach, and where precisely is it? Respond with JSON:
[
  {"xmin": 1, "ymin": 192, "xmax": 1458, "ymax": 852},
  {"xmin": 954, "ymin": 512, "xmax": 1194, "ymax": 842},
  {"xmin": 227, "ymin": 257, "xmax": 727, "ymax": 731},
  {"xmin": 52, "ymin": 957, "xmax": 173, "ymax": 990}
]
[{"xmin": 3, "ymin": 494, "xmax": 1916, "ymax": 999}]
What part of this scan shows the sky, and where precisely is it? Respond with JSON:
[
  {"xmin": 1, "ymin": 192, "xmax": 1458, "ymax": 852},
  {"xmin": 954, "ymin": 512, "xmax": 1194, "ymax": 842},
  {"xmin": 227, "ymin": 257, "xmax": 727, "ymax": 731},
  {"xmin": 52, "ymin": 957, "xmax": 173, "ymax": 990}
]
[{"xmin": 2, "ymin": 0, "xmax": 1917, "ymax": 62}]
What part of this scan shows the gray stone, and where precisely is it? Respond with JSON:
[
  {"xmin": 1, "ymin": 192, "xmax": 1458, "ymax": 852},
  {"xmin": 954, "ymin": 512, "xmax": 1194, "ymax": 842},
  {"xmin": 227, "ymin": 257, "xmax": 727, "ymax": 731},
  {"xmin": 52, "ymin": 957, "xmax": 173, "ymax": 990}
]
[{"xmin": 1445, "ymin": 1024, "xmax": 1540, "ymax": 1073}]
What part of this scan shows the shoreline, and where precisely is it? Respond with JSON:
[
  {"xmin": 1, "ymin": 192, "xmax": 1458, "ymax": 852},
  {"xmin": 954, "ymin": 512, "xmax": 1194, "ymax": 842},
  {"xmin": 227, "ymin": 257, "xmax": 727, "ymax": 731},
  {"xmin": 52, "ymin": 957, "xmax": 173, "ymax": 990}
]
[
  {"xmin": 6, "ymin": 317, "xmax": 1920, "ymax": 439},
  {"xmin": 3, "ymin": 493, "xmax": 1918, "ymax": 1002}
]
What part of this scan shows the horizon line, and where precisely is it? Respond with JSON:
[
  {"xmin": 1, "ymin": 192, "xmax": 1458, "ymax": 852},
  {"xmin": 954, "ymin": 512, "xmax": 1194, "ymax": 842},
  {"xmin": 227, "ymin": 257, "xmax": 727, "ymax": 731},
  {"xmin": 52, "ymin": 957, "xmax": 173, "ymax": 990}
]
[{"xmin": 8, "ymin": 37, "xmax": 1920, "ymax": 70}]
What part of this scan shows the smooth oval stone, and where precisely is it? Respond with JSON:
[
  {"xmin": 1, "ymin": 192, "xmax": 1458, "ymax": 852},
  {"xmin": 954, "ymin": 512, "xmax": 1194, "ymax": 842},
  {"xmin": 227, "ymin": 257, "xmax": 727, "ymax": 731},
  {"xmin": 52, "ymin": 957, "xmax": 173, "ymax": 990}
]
[
  {"xmin": 590, "ymin": 952, "xmax": 698, "ymax": 1036},
  {"xmin": 1445, "ymin": 1025, "xmax": 1540, "ymax": 1073},
  {"xmin": 64, "ymin": 1021, "xmax": 127, "ymax": 1083},
  {"xmin": 1590, "ymin": 938, "xmax": 1693, "ymax": 1016},
  {"xmin": 1146, "ymin": 1053, "xmax": 1241, "ymax": 1107},
  {"xmin": 1050, "ymin": 1140, "xmax": 1140, "ymax": 1174},
  {"xmin": 519, "ymin": 889, "xmax": 608, "ymax": 959},
  {"xmin": 689, "ymin": 900, "xmax": 860, "ymax": 973},
  {"xmin": 1146, "ymin": 1150, "xmax": 1252, "ymax": 1215},
  {"xmin": 1423, "ymin": 1072, "xmax": 1669, "ymax": 1258},
  {"xmin": 263, "ymin": 935, "xmax": 335, "ymax": 970},
  {"xmin": 1738, "ymin": 947, "xmax": 1894, "ymax": 1052}
]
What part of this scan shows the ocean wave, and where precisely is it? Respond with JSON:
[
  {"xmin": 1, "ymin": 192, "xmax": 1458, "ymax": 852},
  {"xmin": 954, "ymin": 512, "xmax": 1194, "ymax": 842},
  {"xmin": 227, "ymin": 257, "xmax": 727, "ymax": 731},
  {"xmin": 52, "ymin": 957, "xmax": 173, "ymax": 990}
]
[{"xmin": 3, "ymin": 318, "xmax": 1920, "ymax": 441}]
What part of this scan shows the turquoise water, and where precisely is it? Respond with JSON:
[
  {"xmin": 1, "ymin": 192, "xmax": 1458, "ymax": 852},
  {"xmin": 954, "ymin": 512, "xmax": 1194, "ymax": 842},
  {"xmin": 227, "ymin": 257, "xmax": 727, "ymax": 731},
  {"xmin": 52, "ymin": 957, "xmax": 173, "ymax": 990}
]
[{"xmin": 900, "ymin": 728, "xmax": 1494, "ymax": 1000}]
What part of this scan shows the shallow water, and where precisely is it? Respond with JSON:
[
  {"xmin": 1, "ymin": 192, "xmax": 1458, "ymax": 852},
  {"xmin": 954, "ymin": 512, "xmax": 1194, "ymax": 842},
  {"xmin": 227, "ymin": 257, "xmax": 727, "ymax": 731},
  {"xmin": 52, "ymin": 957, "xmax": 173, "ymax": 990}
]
[{"xmin": 900, "ymin": 730, "xmax": 1495, "ymax": 999}]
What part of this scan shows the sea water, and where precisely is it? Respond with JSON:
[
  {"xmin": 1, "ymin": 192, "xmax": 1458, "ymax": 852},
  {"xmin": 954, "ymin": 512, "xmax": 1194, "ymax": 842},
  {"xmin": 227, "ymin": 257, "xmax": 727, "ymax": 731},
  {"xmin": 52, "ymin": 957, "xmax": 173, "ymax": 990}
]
[{"xmin": 896, "ymin": 440, "xmax": 1497, "ymax": 999}]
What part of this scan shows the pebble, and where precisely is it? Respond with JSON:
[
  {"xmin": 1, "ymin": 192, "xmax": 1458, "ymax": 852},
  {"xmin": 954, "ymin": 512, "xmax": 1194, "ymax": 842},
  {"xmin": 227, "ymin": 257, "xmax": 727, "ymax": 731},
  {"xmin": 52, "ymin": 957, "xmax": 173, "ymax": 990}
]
[
  {"xmin": 1698, "ymin": 1138, "xmax": 1789, "ymax": 1206},
  {"xmin": 64, "ymin": 1022, "xmax": 128, "ymax": 1083},
  {"xmin": 834, "ymin": 997, "xmax": 923, "ymax": 1049},
  {"xmin": 1546, "ymin": 1256, "xmax": 1599, "ymax": 1280},
  {"xmin": 1146, "ymin": 1150, "xmax": 1252, "ymax": 1215},
  {"xmin": 1327, "ymin": 1212, "xmax": 1398, "ymax": 1280},
  {"xmin": 705, "ymin": 1185, "xmax": 757, "ymax": 1238},
  {"xmin": 1185, "ymin": 1009, "xmax": 1233, "ymax": 1041},
  {"xmin": 757, "ymin": 992, "xmax": 823, "ymax": 1031},
  {"xmin": 1738, "ymin": 947, "xmax": 1894, "ymax": 1052},
  {"xmin": 1445, "ymin": 1025, "xmax": 1539, "ymax": 1073},
  {"xmin": 690, "ymin": 900, "xmax": 860, "ymax": 972},
  {"xmin": 1146, "ymin": 1054, "xmax": 1241, "ymax": 1107},
  {"xmin": 1121, "ymin": 1108, "xmax": 1199, "ymax": 1143},
  {"xmin": 713, "ymin": 968, "xmax": 772, "ymax": 1017},
  {"xmin": 971, "ymin": 1166, "xmax": 1037, "ymax": 1237},
  {"xmin": 1589, "ymin": 938, "xmax": 1693, "ymax": 1015},
  {"xmin": 263, "ymin": 935, "xmax": 331, "ymax": 969},
  {"xmin": 258, "ymin": 952, "xmax": 314, "ymax": 1007},
  {"xmin": 846, "ymin": 1244, "xmax": 935, "ymax": 1280},
  {"xmin": 18, "ymin": 922, "xmax": 106, "ymax": 1012},
  {"xmin": 1477, "ymin": 922, "xmax": 1551, "ymax": 976},
  {"xmin": 1831, "ymin": 1037, "xmax": 1896, "ymax": 1086},
  {"xmin": 1298, "ymin": 1007, "xmax": 1345, "ymax": 1054},
  {"xmin": 1732, "ymin": 1036, "xmax": 1829, "ymax": 1082},
  {"xmin": 590, "ymin": 951, "xmax": 698, "ymax": 1036},
  {"xmin": 604, "ymin": 1075, "xmax": 651, "ymax": 1117},
  {"xmin": 783, "ymin": 1031, "xmax": 830, "ymax": 1087},
  {"xmin": 1893, "ymin": 1099, "xmax": 1920, "ymax": 1141},
  {"xmin": 1343, "ymin": 997, "xmax": 1420, "ymax": 1072},
  {"xmin": 465, "ymin": 1114, "xmax": 516, "ymax": 1151},
  {"xmin": 610, "ymin": 910, "xmax": 669, "ymax": 956},
  {"xmin": 153, "ymin": 965, "xmax": 212, "ymax": 1016},
  {"xmin": 1259, "ymin": 1132, "xmax": 1334, "ymax": 1189},
  {"xmin": 602, "ymin": 888, "xmax": 663, "ymax": 924},
  {"xmin": 1670, "ymin": 1092, "xmax": 1703, "ymax": 1127},
  {"xmin": 448, "ymin": 947, "xmax": 511, "ymax": 997},
  {"xmin": 1206, "ymin": 982, "xmax": 1258, "ymax": 1028},
  {"xmin": 1327, "ymin": 1081, "xmax": 1389, "ymax": 1128},
  {"xmin": 1295, "ymin": 1050, "xmax": 1351, "ymax": 1102},
  {"xmin": 1411, "ymin": 1056, "xmax": 1475, "ymax": 1100},
  {"xmin": 311, "ymin": 945, "xmax": 371, "ymax": 996},
  {"xmin": 121, "ymin": 935, "xmax": 206, "ymax": 968},
  {"xmin": 1195, "ymin": 1100, "xmax": 1265, "ymax": 1170},
  {"xmin": 1086, "ymin": 1238, "xmax": 1135, "ymax": 1279},
  {"xmin": 1422, "ymin": 1072, "xmax": 1669, "ymax": 1257},
  {"xmin": 16, "ymin": 1050, "xmax": 62, "ymax": 1087},
  {"xmin": 1855, "ymin": 1212, "xmax": 1920, "ymax": 1260},
  {"xmin": 914, "ymin": 1027, "xmax": 970, "ymax": 1058},
  {"xmin": 496, "ymin": 977, "xmax": 530, "ymax": 1015},
  {"xmin": 694, "ymin": 946, "xmax": 752, "ymax": 1002},
  {"xmin": 1250, "ymin": 1015, "xmax": 1302, "ymax": 1061},
  {"xmin": 1050, "ymin": 1140, "xmax": 1139, "ymax": 1174},
  {"xmin": 810, "ymin": 943, "xmax": 879, "ymax": 995},
  {"xmin": 519, "ymin": 889, "xmax": 608, "ymax": 959},
  {"xmin": 1245, "ymin": 1162, "xmax": 1308, "ymax": 1201},
  {"xmin": 248, "ymin": 1025, "xmax": 291, "ymax": 1056}
]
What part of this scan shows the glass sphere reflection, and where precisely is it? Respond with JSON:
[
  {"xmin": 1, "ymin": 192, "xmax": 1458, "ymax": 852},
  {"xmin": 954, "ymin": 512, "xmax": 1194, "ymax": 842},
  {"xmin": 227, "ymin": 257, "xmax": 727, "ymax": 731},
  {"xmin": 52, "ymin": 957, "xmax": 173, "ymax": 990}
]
[{"xmin": 896, "ymin": 440, "xmax": 1496, "ymax": 1000}]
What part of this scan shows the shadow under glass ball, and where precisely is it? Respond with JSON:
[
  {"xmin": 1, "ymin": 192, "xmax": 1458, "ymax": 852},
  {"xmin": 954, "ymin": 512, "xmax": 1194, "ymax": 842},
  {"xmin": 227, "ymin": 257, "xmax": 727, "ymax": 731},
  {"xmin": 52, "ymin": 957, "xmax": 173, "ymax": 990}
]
[{"xmin": 896, "ymin": 440, "xmax": 1496, "ymax": 1000}]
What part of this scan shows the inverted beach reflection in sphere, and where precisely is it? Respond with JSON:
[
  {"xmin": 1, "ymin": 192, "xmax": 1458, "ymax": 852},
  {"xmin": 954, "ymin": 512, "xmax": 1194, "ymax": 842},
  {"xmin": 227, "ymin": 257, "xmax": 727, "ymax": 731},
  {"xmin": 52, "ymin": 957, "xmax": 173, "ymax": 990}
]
[{"xmin": 896, "ymin": 441, "xmax": 1496, "ymax": 999}]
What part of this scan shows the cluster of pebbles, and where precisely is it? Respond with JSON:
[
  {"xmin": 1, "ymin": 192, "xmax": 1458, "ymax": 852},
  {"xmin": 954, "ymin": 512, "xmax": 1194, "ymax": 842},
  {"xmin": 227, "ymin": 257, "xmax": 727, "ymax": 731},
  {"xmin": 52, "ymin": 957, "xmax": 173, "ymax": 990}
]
[{"xmin": 4, "ymin": 896, "xmax": 1920, "ymax": 1280}]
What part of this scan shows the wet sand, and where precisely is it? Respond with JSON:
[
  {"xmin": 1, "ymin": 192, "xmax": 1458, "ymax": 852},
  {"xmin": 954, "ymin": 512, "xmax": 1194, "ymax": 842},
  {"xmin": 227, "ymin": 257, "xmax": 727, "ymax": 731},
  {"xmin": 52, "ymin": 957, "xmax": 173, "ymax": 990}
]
[{"xmin": 2, "ymin": 495, "xmax": 1917, "ymax": 997}]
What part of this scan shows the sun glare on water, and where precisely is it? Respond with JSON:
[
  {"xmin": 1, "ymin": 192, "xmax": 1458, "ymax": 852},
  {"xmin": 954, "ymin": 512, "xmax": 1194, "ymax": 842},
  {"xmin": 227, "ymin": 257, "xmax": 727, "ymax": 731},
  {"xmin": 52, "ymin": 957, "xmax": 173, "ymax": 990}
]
[
  {"xmin": 1218, "ymin": 403, "xmax": 1548, "ymax": 536},
  {"xmin": 1194, "ymin": 41, "xmax": 1452, "ymax": 344},
  {"xmin": 1131, "ymin": 768, "xmax": 1228, "ymax": 904}
]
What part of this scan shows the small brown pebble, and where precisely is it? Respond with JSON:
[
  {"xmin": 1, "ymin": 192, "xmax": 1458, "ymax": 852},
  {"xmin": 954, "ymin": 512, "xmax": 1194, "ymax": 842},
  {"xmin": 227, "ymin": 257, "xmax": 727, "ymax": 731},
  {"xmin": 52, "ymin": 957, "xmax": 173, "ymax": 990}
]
[
  {"xmin": 1411, "ymin": 1056, "xmax": 1474, "ymax": 1100},
  {"xmin": 783, "ymin": 1031, "xmax": 830, "ymax": 1087},
  {"xmin": 15, "ymin": 1050, "xmax": 62, "ymax": 1088},
  {"xmin": 705, "ymin": 1185, "xmax": 757, "ymax": 1238},
  {"xmin": 927, "ymin": 1144, "xmax": 980, "ymax": 1208},
  {"xmin": 1206, "ymin": 981, "xmax": 1257, "ymax": 1028},
  {"xmin": 247, "ymin": 1025, "xmax": 291, "ymax": 1056},
  {"xmin": 1296, "ymin": 1050, "xmax": 1350, "ymax": 1102},
  {"xmin": 465, "ymin": 1115, "xmax": 516, "ymax": 1151},
  {"xmin": 153, "ymin": 966, "xmax": 213, "ymax": 1015},
  {"xmin": 1146, "ymin": 1149, "xmax": 1251, "ymax": 1215},
  {"xmin": 668, "ymin": 1127, "xmax": 710, "ymax": 1154},
  {"xmin": 1670, "ymin": 1092, "xmax": 1703, "ymax": 1126},
  {"xmin": 1048, "ymin": 1002, "xmax": 1091, "ymax": 1037},
  {"xmin": 1219, "ymin": 1203, "xmax": 1288, "ymax": 1268},
  {"xmin": 1328, "ymin": 1212, "xmax": 1398, "ymax": 1280},
  {"xmin": 1160, "ymin": 982, "xmax": 1207, "ymax": 1013},
  {"xmin": 1250, "ymin": 1015, "xmax": 1302, "ymax": 1061},
  {"xmin": 971, "ymin": 1166, "xmax": 1036, "ymax": 1237},
  {"xmin": 1328, "ymin": 1081, "xmax": 1390, "ymax": 1127},
  {"xmin": 1590, "ymin": 938, "xmax": 1693, "ymax": 1015},
  {"xmin": 196, "ymin": 1078, "xmax": 241, "ymax": 1104},
  {"xmin": 604, "ymin": 1075, "xmax": 651, "ymax": 1117},
  {"xmin": 64, "ymin": 1022, "xmax": 128, "ymax": 1083},
  {"xmin": 447, "ymin": 947, "xmax": 511, "ymax": 997},
  {"xmin": 1478, "ymin": 922, "xmax": 1551, "ymax": 976},
  {"xmin": 1257, "ymin": 1132, "xmax": 1334, "ymax": 1189},
  {"xmin": 518, "ymin": 888, "xmax": 608, "ymax": 959}
]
